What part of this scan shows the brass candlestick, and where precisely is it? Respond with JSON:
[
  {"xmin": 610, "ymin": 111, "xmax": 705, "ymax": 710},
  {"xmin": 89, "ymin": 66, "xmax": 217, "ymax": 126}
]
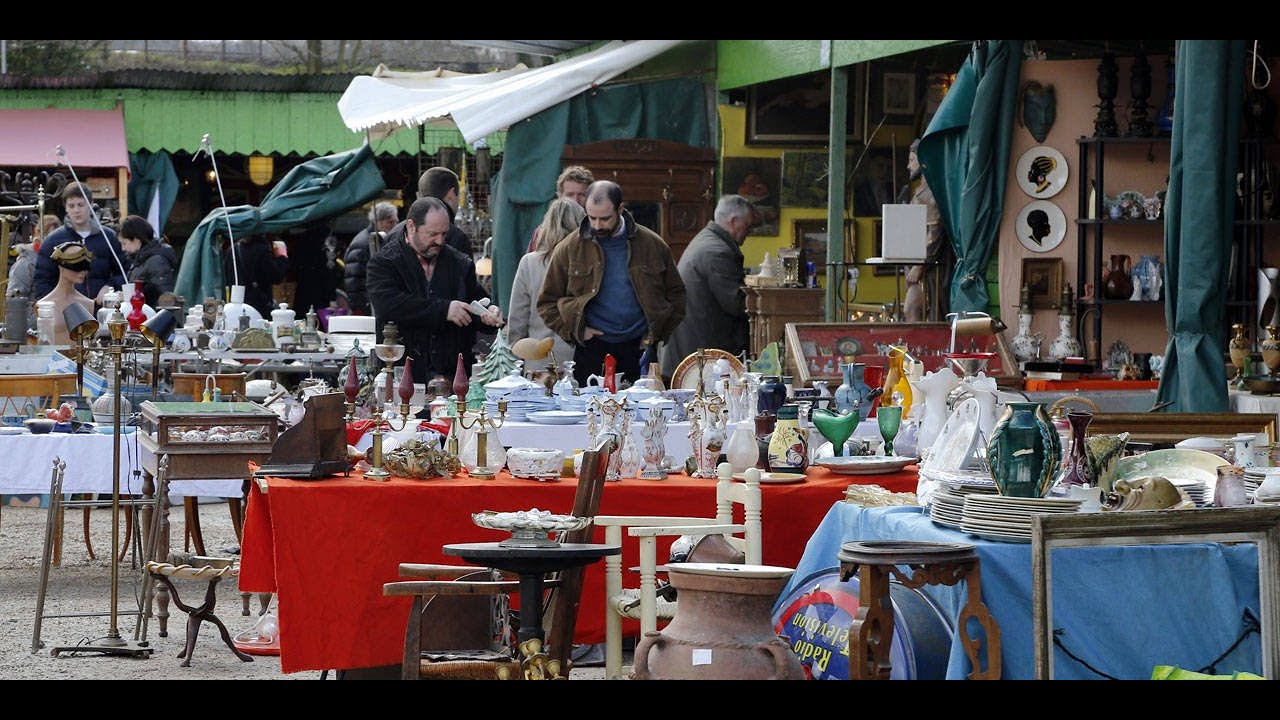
[
  {"xmin": 454, "ymin": 398, "xmax": 507, "ymax": 478},
  {"xmin": 359, "ymin": 323, "xmax": 412, "ymax": 481}
]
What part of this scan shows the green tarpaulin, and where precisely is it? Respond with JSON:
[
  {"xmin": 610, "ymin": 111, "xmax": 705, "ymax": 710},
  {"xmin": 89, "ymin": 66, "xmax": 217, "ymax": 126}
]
[
  {"xmin": 1155, "ymin": 40, "xmax": 1245, "ymax": 412},
  {"xmin": 918, "ymin": 40, "xmax": 1023, "ymax": 314},
  {"xmin": 173, "ymin": 143, "xmax": 385, "ymax": 304}
]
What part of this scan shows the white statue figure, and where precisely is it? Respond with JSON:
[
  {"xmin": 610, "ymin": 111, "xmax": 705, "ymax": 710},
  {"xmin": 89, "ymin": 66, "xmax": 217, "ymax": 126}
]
[{"xmin": 640, "ymin": 407, "xmax": 669, "ymax": 479}]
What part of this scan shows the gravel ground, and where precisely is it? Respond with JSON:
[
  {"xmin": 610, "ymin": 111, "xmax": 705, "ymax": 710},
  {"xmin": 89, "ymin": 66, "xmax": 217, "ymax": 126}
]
[{"xmin": 0, "ymin": 499, "xmax": 610, "ymax": 680}]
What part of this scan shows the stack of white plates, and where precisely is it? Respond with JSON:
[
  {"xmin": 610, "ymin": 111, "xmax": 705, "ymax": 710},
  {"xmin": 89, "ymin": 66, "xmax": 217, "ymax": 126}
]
[
  {"xmin": 484, "ymin": 396, "xmax": 556, "ymax": 421},
  {"xmin": 960, "ymin": 494, "xmax": 1083, "ymax": 543},
  {"xmin": 928, "ymin": 488, "xmax": 968, "ymax": 529}
]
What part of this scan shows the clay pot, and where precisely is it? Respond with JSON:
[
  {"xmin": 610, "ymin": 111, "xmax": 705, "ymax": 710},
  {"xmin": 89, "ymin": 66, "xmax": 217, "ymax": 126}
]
[{"xmin": 632, "ymin": 563, "xmax": 804, "ymax": 680}]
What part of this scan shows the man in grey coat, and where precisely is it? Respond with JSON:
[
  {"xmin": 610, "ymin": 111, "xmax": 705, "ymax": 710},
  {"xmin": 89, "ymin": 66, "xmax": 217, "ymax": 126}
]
[{"xmin": 658, "ymin": 194, "xmax": 754, "ymax": 382}]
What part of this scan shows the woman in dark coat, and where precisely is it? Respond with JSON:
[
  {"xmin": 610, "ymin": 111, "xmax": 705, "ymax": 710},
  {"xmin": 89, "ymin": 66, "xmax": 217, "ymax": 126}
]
[
  {"xmin": 118, "ymin": 215, "xmax": 178, "ymax": 307},
  {"xmin": 223, "ymin": 234, "xmax": 289, "ymax": 318}
]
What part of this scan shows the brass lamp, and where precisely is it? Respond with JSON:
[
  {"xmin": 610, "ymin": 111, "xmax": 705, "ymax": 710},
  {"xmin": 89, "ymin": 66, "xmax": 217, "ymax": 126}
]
[
  {"xmin": 62, "ymin": 303, "xmax": 99, "ymax": 398},
  {"xmin": 141, "ymin": 309, "xmax": 177, "ymax": 400}
]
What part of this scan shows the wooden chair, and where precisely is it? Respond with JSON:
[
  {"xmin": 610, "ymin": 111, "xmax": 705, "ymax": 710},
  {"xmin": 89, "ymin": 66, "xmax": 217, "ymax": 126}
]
[
  {"xmin": 382, "ymin": 435, "xmax": 616, "ymax": 680},
  {"xmin": 166, "ymin": 373, "xmax": 249, "ymax": 556},
  {"xmin": 593, "ymin": 461, "xmax": 762, "ymax": 680}
]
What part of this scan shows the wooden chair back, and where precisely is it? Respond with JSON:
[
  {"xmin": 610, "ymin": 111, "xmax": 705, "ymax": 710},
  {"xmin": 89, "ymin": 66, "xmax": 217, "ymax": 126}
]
[
  {"xmin": 0, "ymin": 373, "xmax": 77, "ymax": 418},
  {"xmin": 545, "ymin": 434, "xmax": 616, "ymax": 671},
  {"xmin": 170, "ymin": 373, "xmax": 247, "ymax": 402}
]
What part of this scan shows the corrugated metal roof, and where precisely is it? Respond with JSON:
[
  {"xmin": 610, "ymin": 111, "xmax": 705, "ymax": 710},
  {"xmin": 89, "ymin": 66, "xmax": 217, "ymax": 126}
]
[{"xmin": 0, "ymin": 87, "xmax": 504, "ymax": 157}]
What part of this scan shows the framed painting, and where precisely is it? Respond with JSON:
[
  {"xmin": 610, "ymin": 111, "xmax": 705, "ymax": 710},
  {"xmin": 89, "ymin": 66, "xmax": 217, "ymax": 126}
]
[
  {"xmin": 849, "ymin": 146, "xmax": 908, "ymax": 219},
  {"xmin": 1022, "ymin": 257, "xmax": 1064, "ymax": 310},
  {"xmin": 781, "ymin": 151, "xmax": 831, "ymax": 208},
  {"xmin": 865, "ymin": 62, "xmax": 926, "ymax": 139},
  {"xmin": 784, "ymin": 321, "xmax": 1019, "ymax": 387},
  {"xmin": 722, "ymin": 156, "xmax": 782, "ymax": 237},
  {"xmin": 793, "ymin": 218, "xmax": 853, "ymax": 280},
  {"xmin": 746, "ymin": 67, "xmax": 866, "ymax": 146}
]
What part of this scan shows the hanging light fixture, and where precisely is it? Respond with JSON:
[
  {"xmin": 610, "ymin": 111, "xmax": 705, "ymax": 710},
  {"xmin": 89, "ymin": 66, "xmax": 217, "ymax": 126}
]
[{"xmin": 248, "ymin": 154, "xmax": 274, "ymax": 187}]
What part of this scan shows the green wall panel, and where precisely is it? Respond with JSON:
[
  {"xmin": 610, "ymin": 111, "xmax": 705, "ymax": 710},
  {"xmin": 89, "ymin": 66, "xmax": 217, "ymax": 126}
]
[{"xmin": 717, "ymin": 40, "xmax": 957, "ymax": 90}]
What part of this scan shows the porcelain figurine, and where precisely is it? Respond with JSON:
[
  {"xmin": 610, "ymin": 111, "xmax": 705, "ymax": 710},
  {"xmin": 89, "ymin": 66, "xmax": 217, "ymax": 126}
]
[{"xmin": 640, "ymin": 406, "xmax": 669, "ymax": 479}]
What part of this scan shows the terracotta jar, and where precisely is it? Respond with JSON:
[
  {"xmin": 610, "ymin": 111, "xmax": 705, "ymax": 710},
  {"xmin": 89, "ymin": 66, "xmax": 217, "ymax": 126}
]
[{"xmin": 632, "ymin": 563, "xmax": 804, "ymax": 680}]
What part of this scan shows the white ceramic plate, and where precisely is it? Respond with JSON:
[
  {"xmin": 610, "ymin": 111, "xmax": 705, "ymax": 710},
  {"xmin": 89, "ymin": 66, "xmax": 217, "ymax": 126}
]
[
  {"xmin": 814, "ymin": 455, "xmax": 919, "ymax": 475},
  {"xmin": 1016, "ymin": 145, "xmax": 1069, "ymax": 199},
  {"xmin": 525, "ymin": 410, "xmax": 586, "ymax": 425},
  {"xmin": 670, "ymin": 349, "xmax": 745, "ymax": 392},
  {"xmin": 0, "ymin": 426, "xmax": 24, "ymax": 435},
  {"xmin": 1015, "ymin": 199, "xmax": 1067, "ymax": 253},
  {"xmin": 1115, "ymin": 448, "xmax": 1227, "ymax": 505},
  {"xmin": 732, "ymin": 471, "xmax": 806, "ymax": 484}
]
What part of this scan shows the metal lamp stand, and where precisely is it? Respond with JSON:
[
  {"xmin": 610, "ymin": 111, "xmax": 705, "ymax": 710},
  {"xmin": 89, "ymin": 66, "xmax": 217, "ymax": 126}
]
[{"xmin": 51, "ymin": 309, "xmax": 153, "ymax": 658}]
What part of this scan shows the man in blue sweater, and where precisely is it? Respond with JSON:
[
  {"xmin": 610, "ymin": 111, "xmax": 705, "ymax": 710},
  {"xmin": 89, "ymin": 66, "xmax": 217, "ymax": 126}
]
[{"xmin": 32, "ymin": 181, "xmax": 127, "ymax": 303}]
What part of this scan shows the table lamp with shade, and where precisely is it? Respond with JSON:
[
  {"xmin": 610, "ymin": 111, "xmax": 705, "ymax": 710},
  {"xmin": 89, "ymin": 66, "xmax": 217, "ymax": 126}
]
[
  {"xmin": 62, "ymin": 302, "xmax": 99, "ymax": 398},
  {"xmin": 141, "ymin": 309, "xmax": 177, "ymax": 400}
]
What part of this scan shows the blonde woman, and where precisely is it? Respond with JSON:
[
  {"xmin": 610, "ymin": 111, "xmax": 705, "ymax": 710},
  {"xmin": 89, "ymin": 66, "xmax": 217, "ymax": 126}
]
[{"xmin": 507, "ymin": 198, "xmax": 585, "ymax": 373}]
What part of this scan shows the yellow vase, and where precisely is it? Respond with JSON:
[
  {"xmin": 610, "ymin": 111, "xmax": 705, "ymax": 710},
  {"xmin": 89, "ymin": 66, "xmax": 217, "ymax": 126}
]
[{"xmin": 882, "ymin": 346, "xmax": 913, "ymax": 417}]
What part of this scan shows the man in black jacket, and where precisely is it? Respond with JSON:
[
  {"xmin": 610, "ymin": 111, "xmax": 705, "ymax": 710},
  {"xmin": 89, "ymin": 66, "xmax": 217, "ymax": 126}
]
[
  {"xmin": 343, "ymin": 201, "xmax": 398, "ymax": 315},
  {"xmin": 367, "ymin": 197, "xmax": 502, "ymax": 384},
  {"xmin": 378, "ymin": 167, "xmax": 472, "ymax": 266}
]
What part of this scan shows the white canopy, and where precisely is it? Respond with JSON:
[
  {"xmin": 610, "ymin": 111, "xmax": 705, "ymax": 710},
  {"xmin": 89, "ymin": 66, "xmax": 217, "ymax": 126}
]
[{"xmin": 337, "ymin": 40, "xmax": 686, "ymax": 145}]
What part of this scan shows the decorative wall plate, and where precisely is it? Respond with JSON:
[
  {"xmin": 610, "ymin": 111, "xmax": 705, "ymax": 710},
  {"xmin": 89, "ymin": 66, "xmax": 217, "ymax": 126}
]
[
  {"xmin": 1015, "ymin": 145, "xmax": 1068, "ymax": 198},
  {"xmin": 670, "ymin": 349, "xmax": 745, "ymax": 392},
  {"xmin": 1015, "ymin": 200, "xmax": 1066, "ymax": 253}
]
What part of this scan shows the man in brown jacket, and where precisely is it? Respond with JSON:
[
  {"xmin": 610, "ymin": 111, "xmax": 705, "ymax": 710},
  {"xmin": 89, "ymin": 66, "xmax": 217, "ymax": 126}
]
[{"xmin": 538, "ymin": 180, "xmax": 685, "ymax": 387}]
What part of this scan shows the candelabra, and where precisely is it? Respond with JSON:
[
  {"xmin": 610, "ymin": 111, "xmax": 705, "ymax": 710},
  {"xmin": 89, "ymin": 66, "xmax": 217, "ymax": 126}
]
[
  {"xmin": 454, "ymin": 398, "xmax": 507, "ymax": 478},
  {"xmin": 343, "ymin": 322, "xmax": 413, "ymax": 481}
]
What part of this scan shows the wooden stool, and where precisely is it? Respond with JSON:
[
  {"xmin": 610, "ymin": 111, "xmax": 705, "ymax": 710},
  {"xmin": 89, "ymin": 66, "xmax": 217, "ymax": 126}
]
[
  {"xmin": 145, "ymin": 556, "xmax": 254, "ymax": 667},
  {"xmin": 837, "ymin": 540, "xmax": 1001, "ymax": 680}
]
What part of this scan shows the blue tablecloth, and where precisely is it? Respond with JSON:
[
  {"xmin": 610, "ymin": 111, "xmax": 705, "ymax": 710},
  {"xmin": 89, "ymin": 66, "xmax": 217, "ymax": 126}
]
[{"xmin": 776, "ymin": 503, "xmax": 1263, "ymax": 680}]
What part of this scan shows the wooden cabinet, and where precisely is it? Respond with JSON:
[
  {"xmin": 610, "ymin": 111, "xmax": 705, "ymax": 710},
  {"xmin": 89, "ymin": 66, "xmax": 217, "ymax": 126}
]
[
  {"xmin": 562, "ymin": 139, "xmax": 715, "ymax": 263},
  {"xmin": 744, "ymin": 286, "xmax": 824, "ymax": 376}
]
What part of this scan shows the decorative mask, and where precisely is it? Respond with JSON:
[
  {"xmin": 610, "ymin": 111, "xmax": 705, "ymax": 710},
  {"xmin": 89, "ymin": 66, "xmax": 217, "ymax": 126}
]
[{"xmin": 1020, "ymin": 81, "xmax": 1057, "ymax": 143}]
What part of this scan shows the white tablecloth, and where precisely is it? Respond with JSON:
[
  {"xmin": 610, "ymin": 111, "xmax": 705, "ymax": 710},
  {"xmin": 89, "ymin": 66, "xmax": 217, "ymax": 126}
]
[
  {"xmin": 0, "ymin": 432, "xmax": 244, "ymax": 497},
  {"xmin": 1230, "ymin": 389, "xmax": 1280, "ymax": 429}
]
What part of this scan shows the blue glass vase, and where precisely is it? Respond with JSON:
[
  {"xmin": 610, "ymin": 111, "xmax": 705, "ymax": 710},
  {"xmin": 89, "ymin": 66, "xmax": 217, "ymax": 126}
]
[
  {"xmin": 986, "ymin": 402, "xmax": 1061, "ymax": 498},
  {"xmin": 832, "ymin": 362, "xmax": 872, "ymax": 422}
]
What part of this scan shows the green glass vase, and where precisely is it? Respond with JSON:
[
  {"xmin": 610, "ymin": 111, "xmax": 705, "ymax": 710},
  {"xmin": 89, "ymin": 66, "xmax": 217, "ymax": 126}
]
[{"xmin": 986, "ymin": 402, "xmax": 1061, "ymax": 498}]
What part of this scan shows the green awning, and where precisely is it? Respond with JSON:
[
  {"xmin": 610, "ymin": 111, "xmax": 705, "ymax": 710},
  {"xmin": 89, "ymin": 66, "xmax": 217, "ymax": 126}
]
[
  {"xmin": 716, "ymin": 40, "xmax": 956, "ymax": 90},
  {"xmin": 0, "ymin": 88, "xmax": 504, "ymax": 157}
]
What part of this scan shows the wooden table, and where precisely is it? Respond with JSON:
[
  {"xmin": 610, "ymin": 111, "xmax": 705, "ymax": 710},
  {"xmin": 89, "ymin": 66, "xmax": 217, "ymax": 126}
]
[
  {"xmin": 442, "ymin": 541, "xmax": 620, "ymax": 646},
  {"xmin": 239, "ymin": 466, "xmax": 917, "ymax": 673}
]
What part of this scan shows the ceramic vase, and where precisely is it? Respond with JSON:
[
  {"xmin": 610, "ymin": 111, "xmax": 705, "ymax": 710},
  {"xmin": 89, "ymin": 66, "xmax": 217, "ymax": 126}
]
[
  {"xmin": 833, "ymin": 362, "xmax": 872, "ymax": 421},
  {"xmin": 1048, "ymin": 313, "xmax": 1082, "ymax": 361},
  {"xmin": 757, "ymin": 375, "xmax": 786, "ymax": 417},
  {"xmin": 1263, "ymin": 326, "xmax": 1280, "ymax": 376},
  {"xmin": 1230, "ymin": 323, "xmax": 1250, "ymax": 384},
  {"xmin": 724, "ymin": 419, "xmax": 760, "ymax": 473},
  {"xmin": 986, "ymin": 402, "xmax": 1061, "ymax": 498},
  {"xmin": 1103, "ymin": 254, "xmax": 1133, "ymax": 300},
  {"xmin": 619, "ymin": 429, "xmax": 644, "ymax": 479},
  {"xmin": 640, "ymin": 407, "xmax": 669, "ymax": 479},
  {"xmin": 1133, "ymin": 255, "xmax": 1163, "ymax": 301},
  {"xmin": 914, "ymin": 369, "xmax": 961, "ymax": 457},
  {"xmin": 1009, "ymin": 312, "xmax": 1042, "ymax": 363},
  {"xmin": 632, "ymin": 564, "xmax": 804, "ymax": 680},
  {"xmin": 1061, "ymin": 411, "xmax": 1095, "ymax": 486}
]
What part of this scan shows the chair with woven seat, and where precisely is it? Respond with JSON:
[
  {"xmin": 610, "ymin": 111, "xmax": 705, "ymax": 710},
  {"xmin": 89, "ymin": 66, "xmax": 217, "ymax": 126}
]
[
  {"xmin": 382, "ymin": 435, "xmax": 616, "ymax": 679},
  {"xmin": 594, "ymin": 461, "xmax": 762, "ymax": 679},
  {"xmin": 167, "ymin": 372, "xmax": 249, "ymax": 556}
]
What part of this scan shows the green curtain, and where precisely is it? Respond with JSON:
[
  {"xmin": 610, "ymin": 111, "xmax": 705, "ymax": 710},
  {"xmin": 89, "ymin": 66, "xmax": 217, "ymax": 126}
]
[
  {"xmin": 127, "ymin": 150, "xmax": 180, "ymax": 235},
  {"xmin": 174, "ymin": 143, "xmax": 385, "ymax": 303},
  {"xmin": 1155, "ymin": 40, "xmax": 1245, "ymax": 412},
  {"xmin": 490, "ymin": 77, "xmax": 711, "ymax": 311},
  {"xmin": 917, "ymin": 40, "xmax": 1023, "ymax": 313}
]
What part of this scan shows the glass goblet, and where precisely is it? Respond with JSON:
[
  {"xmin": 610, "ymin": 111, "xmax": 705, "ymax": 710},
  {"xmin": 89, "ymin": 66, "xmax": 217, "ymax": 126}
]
[{"xmin": 877, "ymin": 405, "xmax": 903, "ymax": 456}]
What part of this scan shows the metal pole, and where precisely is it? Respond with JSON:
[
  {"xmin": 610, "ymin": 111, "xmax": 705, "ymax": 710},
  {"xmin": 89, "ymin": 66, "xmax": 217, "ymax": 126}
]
[{"xmin": 826, "ymin": 65, "xmax": 849, "ymax": 322}]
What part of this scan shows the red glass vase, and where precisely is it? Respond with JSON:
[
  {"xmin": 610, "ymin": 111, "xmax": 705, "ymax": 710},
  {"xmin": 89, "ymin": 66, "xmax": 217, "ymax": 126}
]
[
  {"xmin": 127, "ymin": 284, "xmax": 147, "ymax": 332},
  {"xmin": 343, "ymin": 356, "xmax": 360, "ymax": 405}
]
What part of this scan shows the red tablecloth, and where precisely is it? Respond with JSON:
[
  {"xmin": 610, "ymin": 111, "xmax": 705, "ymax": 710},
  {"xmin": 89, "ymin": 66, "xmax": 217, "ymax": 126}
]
[{"xmin": 239, "ymin": 466, "xmax": 918, "ymax": 674}]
